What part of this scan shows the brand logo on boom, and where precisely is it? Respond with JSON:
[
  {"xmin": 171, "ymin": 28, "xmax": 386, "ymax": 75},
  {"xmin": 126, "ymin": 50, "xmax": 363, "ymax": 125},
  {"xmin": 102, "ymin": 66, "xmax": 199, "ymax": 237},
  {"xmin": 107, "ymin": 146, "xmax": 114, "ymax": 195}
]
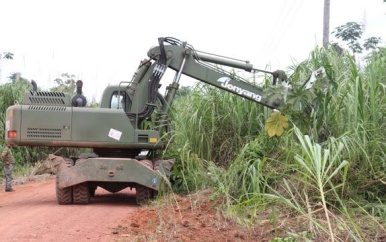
[{"xmin": 217, "ymin": 77, "xmax": 262, "ymax": 101}]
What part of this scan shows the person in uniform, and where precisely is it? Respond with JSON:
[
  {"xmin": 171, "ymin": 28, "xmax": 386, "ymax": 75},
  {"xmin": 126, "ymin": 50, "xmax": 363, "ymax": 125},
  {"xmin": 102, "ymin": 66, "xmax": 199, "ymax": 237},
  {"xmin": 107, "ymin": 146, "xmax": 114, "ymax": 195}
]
[{"xmin": 2, "ymin": 144, "xmax": 15, "ymax": 192}]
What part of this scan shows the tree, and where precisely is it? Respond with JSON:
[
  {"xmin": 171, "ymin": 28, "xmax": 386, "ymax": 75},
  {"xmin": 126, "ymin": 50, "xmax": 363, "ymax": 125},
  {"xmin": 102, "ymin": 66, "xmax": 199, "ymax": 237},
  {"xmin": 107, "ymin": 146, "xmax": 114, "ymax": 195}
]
[
  {"xmin": 332, "ymin": 22, "xmax": 363, "ymax": 55},
  {"xmin": 9, "ymin": 72, "xmax": 29, "ymax": 84},
  {"xmin": 323, "ymin": 0, "xmax": 330, "ymax": 47},
  {"xmin": 332, "ymin": 22, "xmax": 383, "ymax": 60},
  {"xmin": 0, "ymin": 51, "xmax": 14, "ymax": 83},
  {"xmin": 51, "ymin": 73, "xmax": 76, "ymax": 94},
  {"xmin": 363, "ymin": 37, "xmax": 382, "ymax": 51},
  {"xmin": 1, "ymin": 52, "xmax": 14, "ymax": 60}
]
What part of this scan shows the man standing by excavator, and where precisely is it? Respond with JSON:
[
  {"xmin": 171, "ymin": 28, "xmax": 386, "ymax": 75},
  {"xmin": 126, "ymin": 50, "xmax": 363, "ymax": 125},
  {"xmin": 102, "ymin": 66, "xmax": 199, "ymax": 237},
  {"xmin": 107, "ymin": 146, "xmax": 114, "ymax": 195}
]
[{"xmin": 2, "ymin": 144, "xmax": 15, "ymax": 192}]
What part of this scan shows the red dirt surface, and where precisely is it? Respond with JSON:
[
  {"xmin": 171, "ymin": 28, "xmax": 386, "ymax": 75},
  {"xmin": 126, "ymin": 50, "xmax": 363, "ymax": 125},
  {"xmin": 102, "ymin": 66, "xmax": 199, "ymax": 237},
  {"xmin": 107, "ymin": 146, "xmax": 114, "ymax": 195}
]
[
  {"xmin": 0, "ymin": 176, "xmax": 275, "ymax": 242},
  {"xmin": 111, "ymin": 190, "xmax": 277, "ymax": 242},
  {"xmin": 0, "ymin": 176, "xmax": 136, "ymax": 242}
]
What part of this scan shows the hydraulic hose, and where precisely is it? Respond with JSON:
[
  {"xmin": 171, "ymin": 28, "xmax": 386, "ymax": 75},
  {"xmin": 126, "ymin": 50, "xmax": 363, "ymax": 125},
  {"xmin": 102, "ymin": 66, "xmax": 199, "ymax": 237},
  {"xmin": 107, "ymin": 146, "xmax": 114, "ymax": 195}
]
[{"xmin": 127, "ymin": 38, "xmax": 167, "ymax": 120}]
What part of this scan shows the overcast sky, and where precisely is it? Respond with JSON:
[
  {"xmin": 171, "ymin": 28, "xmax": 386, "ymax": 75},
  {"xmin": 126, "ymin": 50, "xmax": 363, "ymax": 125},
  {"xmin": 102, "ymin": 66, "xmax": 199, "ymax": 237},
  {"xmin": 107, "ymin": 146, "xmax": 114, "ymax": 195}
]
[{"xmin": 0, "ymin": 0, "xmax": 385, "ymax": 101}]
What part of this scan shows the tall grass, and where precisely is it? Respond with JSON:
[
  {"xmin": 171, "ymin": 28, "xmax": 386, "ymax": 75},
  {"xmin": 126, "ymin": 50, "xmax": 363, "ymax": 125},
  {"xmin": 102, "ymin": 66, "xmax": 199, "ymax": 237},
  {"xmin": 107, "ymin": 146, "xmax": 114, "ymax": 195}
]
[
  {"xmin": 169, "ymin": 82, "xmax": 266, "ymax": 168},
  {"xmin": 288, "ymin": 46, "xmax": 386, "ymax": 198},
  {"xmin": 291, "ymin": 127, "xmax": 348, "ymax": 241},
  {"xmin": 168, "ymin": 143, "xmax": 215, "ymax": 194},
  {"xmin": 167, "ymin": 45, "xmax": 386, "ymax": 240}
]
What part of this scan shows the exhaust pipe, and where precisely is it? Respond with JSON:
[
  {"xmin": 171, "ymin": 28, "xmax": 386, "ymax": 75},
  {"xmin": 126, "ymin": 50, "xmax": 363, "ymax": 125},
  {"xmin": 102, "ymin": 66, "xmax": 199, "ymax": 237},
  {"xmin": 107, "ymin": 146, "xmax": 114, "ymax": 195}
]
[
  {"xmin": 31, "ymin": 80, "xmax": 37, "ymax": 94},
  {"xmin": 72, "ymin": 80, "xmax": 87, "ymax": 107}
]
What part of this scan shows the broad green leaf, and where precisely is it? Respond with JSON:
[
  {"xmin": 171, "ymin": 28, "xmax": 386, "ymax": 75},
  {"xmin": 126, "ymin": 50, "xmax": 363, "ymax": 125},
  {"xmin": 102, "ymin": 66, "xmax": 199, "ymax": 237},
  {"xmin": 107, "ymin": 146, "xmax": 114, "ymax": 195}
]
[
  {"xmin": 286, "ymin": 87, "xmax": 315, "ymax": 111},
  {"xmin": 263, "ymin": 86, "xmax": 287, "ymax": 104}
]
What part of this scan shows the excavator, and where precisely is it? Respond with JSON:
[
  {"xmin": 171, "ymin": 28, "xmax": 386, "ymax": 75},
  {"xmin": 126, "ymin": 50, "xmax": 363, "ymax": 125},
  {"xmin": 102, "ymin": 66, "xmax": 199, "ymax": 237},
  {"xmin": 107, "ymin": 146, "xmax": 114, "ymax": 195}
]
[{"xmin": 3, "ymin": 37, "xmax": 324, "ymax": 205}]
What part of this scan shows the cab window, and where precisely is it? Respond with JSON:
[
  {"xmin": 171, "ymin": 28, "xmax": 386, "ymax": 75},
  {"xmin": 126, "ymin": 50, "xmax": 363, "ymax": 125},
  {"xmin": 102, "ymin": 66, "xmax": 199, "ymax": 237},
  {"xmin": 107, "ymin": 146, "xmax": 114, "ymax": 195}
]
[{"xmin": 110, "ymin": 92, "xmax": 125, "ymax": 109}]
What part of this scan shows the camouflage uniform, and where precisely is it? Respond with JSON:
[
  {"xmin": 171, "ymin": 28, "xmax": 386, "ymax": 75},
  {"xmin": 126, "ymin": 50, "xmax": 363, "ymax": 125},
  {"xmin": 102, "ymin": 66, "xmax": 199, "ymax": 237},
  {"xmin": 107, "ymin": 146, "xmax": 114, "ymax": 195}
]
[{"xmin": 2, "ymin": 145, "xmax": 14, "ymax": 192}]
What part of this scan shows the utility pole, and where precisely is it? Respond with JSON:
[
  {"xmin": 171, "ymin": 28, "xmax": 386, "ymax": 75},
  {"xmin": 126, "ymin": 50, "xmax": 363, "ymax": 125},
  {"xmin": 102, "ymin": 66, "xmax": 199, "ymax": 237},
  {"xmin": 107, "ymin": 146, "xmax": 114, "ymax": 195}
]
[{"xmin": 323, "ymin": 0, "xmax": 330, "ymax": 47}]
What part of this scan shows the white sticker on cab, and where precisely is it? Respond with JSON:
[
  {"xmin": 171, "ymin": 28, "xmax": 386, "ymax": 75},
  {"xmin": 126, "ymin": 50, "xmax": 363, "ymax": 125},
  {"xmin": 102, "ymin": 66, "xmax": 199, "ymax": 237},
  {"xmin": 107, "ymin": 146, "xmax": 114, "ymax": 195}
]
[{"xmin": 108, "ymin": 128, "xmax": 122, "ymax": 141}]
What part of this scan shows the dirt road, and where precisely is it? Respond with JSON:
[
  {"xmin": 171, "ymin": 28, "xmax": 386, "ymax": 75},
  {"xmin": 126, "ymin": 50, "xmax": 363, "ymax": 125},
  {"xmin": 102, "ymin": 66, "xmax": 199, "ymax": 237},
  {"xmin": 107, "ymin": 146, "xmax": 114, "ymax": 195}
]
[{"xmin": 0, "ymin": 176, "xmax": 138, "ymax": 242}]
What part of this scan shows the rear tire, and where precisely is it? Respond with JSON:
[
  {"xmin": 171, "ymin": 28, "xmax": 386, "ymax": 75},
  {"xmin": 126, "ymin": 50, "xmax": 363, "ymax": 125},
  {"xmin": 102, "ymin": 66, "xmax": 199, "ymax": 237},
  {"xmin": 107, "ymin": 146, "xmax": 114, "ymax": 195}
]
[{"xmin": 73, "ymin": 182, "xmax": 90, "ymax": 204}]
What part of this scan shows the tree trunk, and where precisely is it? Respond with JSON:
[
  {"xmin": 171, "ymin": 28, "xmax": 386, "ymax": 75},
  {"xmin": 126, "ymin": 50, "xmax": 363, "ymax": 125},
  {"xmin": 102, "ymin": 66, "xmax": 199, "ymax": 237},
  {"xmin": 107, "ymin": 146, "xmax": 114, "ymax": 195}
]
[{"xmin": 323, "ymin": 0, "xmax": 330, "ymax": 47}]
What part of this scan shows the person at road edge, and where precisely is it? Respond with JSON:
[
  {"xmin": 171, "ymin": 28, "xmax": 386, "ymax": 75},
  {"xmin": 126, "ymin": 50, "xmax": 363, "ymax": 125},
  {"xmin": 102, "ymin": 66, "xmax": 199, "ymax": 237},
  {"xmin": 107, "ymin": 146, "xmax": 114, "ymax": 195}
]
[{"xmin": 2, "ymin": 144, "xmax": 15, "ymax": 192}]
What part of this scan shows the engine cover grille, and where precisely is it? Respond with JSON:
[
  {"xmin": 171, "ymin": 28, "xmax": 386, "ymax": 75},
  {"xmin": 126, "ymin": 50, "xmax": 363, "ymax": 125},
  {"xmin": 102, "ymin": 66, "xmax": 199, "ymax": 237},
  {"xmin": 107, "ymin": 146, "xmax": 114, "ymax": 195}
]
[
  {"xmin": 27, "ymin": 128, "xmax": 62, "ymax": 138},
  {"xmin": 23, "ymin": 91, "xmax": 71, "ymax": 106},
  {"xmin": 28, "ymin": 106, "xmax": 67, "ymax": 111}
]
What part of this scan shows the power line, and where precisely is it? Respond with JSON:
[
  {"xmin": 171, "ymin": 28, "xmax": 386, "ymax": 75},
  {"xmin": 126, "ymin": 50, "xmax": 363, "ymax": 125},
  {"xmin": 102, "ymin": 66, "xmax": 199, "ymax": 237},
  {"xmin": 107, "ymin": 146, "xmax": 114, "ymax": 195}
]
[{"xmin": 259, "ymin": 0, "xmax": 306, "ymax": 61}]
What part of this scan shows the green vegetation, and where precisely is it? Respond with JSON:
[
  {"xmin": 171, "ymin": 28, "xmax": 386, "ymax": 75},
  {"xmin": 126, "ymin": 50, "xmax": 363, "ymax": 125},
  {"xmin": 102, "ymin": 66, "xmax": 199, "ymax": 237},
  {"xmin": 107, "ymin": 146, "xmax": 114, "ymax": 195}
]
[
  {"xmin": 0, "ymin": 78, "xmax": 39, "ymax": 174},
  {"xmin": 164, "ymin": 45, "xmax": 386, "ymax": 240}
]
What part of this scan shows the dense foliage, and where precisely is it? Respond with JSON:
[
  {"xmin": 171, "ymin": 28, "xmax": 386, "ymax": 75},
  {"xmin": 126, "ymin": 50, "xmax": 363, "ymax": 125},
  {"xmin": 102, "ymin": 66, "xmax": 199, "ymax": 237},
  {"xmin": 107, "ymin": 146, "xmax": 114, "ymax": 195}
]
[{"xmin": 166, "ymin": 46, "xmax": 386, "ymax": 241}]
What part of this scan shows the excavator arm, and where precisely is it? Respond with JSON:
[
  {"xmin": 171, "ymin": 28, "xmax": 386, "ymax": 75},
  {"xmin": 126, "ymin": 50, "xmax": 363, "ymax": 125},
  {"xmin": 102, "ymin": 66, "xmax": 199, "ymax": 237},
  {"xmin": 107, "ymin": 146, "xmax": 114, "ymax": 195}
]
[
  {"xmin": 124, "ymin": 37, "xmax": 324, "ymax": 135},
  {"xmin": 146, "ymin": 37, "xmax": 286, "ymax": 110}
]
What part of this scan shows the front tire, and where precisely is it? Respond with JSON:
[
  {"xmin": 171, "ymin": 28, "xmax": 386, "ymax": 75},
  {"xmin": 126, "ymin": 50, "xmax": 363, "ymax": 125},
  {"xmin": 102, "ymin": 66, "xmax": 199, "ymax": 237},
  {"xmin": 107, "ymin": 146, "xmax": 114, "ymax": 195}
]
[
  {"xmin": 135, "ymin": 185, "xmax": 152, "ymax": 205},
  {"xmin": 56, "ymin": 174, "xmax": 73, "ymax": 205}
]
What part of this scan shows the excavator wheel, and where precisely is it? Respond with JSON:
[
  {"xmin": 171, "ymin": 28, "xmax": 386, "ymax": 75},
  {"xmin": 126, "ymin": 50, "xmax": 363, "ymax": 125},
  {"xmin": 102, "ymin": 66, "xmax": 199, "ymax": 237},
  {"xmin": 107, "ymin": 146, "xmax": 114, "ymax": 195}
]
[
  {"xmin": 135, "ymin": 184, "xmax": 152, "ymax": 205},
  {"xmin": 56, "ymin": 174, "xmax": 73, "ymax": 205},
  {"xmin": 73, "ymin": 182, "xmax": 90, "ymax": 204}
]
